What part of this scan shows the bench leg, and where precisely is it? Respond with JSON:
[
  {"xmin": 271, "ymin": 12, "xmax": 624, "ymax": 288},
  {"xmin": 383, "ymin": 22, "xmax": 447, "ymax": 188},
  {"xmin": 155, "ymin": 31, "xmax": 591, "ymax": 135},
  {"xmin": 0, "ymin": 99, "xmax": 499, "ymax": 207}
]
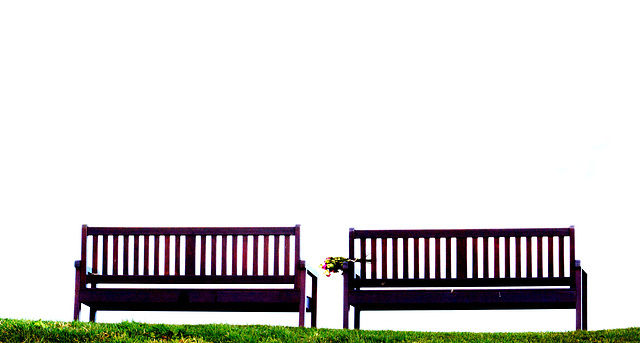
[
  {"xmin": 354, "ymin": 308, "xmax": 361, "ymax": 330},
  {"xmin": 89, "ymin": 308, "xmax": 97, "ymax": 323},
  {"xmin": 576, "ymin": 267, "xmax": 588, "ymax": 330}
]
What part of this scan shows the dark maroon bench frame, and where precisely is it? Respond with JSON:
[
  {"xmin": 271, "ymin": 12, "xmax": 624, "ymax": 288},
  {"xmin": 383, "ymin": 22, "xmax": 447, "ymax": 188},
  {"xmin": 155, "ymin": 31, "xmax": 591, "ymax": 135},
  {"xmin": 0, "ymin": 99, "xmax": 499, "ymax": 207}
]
[
  {"xmin": 343, "ymin": 227, "xmax": 587, "ymax": 330},
  {"xmin": 74, "ymin": 225, "xmax": 317, "ymax": 327}
]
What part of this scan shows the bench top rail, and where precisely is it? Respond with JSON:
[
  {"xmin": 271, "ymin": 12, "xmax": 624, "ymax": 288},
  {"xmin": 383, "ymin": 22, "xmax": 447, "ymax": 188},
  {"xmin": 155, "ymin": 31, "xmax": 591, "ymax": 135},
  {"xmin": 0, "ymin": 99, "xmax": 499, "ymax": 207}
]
[
  {"xmin": 349, "ymin": 227, "xmax": 576, "ymax": 288},
  {"xmin": 80, "ymin": 225, "xmax": 301, "ymax": 285}
]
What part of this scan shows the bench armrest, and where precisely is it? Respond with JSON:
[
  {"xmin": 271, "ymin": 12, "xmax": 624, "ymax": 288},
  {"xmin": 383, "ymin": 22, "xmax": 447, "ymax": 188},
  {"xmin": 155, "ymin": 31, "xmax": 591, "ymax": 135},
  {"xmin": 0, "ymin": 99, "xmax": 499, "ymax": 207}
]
[{"xmin": 298, "ymin": 260, "xmax": 319, "ymax": 279}]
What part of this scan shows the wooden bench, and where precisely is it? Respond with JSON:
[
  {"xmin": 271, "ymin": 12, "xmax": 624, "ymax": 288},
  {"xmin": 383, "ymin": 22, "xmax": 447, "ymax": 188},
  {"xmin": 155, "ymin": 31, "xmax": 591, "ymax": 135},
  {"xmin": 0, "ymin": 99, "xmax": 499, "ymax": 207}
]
[
  {"xmin": 343, "ymin": 227, "xmax": 587, "ymax": 330},
  {"xmin": 74, "ymin": 225, "xmax": 318, "ymax": 327}
]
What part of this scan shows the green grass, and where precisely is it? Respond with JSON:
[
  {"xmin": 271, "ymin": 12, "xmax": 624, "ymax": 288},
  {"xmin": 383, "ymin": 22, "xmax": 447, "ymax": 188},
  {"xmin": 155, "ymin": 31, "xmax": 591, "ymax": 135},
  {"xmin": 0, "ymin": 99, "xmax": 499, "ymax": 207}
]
[{"xmin": 0, "ymin": 319, "xmax": 638, "ymax": 343}]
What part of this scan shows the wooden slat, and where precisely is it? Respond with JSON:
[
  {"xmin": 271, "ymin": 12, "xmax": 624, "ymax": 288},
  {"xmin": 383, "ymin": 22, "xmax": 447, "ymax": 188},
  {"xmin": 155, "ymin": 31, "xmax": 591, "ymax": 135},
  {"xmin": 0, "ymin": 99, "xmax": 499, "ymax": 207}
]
[
  {"xmin": 435, "ymin": 238, "xmax": 441, "ymax": 279},
  {"xmin": 231, "ymin": 235, "xmax": 238, "ymax": 276},
  {"xmin": 353, "ymin": 228, "xmax": 572, "ymax": 239},
  {"xmin": 273, "ymin": 235, "xmax": 280, "ymax": 276},
  {"xmin": 201, "ymin": 236, "xmax": 207, "ymax": 276},
  {"xmin": 263, "ymin": 235, "xmax": 269, "ymax": 276},
  {"xmin": 472, "ymin": 237, "xmax": 479, "ymax": 279},
  {"xmin": 164, "ymin": 236, "xmax": 170, "ymax": 276},
  {"xmin": 185, "ymin": 235, "xmax": 196, "ymax": 276},
  {"xmin": 493, "ymin": 237, "xmax": 500, "ymax": 278},
  {"xmin": 505, "ymin": 237, "xmax": 511, "ymax": 278},
  {"xmin": 113, "ymin": 235, "xmax": 119, "ymax": 276},
  {"xmin": 482, "ymin": 237, "xmax": 489, "ymax": 278},
  {"xmin": 252, "ymin": 235, "xmax": 259, "ymax": 276},
  {"xmin": 456, "ymin": 237, "xmax": 467, "ymax": 279},
  {"xmin": 548, "ymin": 236, "xmax": 555, "ymax": 277},
  {"xmin": 211, "ymin": 235, "xmax": 217, "ymax": 275},
  {"xmin": 537, "ymin": 236, "xmax": 543, "ymax": 278},
  {"xmin": 222, "ymin": 235, "xmax": 229, "ymax": 276},
  {"xmin": 144, "ymin": 235, "xmax": 150, "ymax": 276},
  {"xmin": 102, "ymin": 236, "xmax": 108, "ymax": 275},
  {"xmin": 360, "ymin": 238, "xmax": 367, "ymax": 279},
  {"xmin": 91, "ymin": 235, "xmax": 97, "ymax": 275},
  {"xmin": 527, "ymin": 236, "xmax": 533, "ymax": 278},
  {"xmin": 392, "ymin": 238, "xmax": 399, "ymax": 279},
  {"xmin": 87, "ymin": 227, "xmax": 297, "ymax": 236},
  {"xmin": 515, "ymin": 236, "xmax": 522, "ymax": 278},
  {"xmin": 559, "ymin": 236, "xmax": 565, "ymax": 277},
  {"xmin": 371, "ymin": 238, "xmax": 377, "ymax": 279},
  {"xmin": 382, "ymin": 238, "xmax": 388, "ymax": 279},
  {"xmin": 154, "ymin": 235, "xmax": 160, "ymax": 276},
  {"xmin": 123, "ymin": 235, "xmax": 130, "ymax": 276},
  {"xmin": 402, "ymin": 238, "xmax": 409, "ymax": 279},
  {"xmin": 284, "ymin": 235, "xmax": 291, "ymax": 276},
  {"xmin": 445, "ymin": 237, "xmax": 451, "ymax": 279},
  {"xmin": 134, "ymin": 235, "xmax": 140, "ymax": 276},
  {"xmin": 413, "ymin": 238, "xmax": 419, "ymax": 279},
  {"xmin": 242, "ymin": 235, "xmax": 249, "ymax": 276},
  {"xmin": 424, "ymin": 238, "xmax": 430, "ymax": 279},
  {"xmin": 175, "ymin": 235, "xmax": 181, "ymax": 276}
]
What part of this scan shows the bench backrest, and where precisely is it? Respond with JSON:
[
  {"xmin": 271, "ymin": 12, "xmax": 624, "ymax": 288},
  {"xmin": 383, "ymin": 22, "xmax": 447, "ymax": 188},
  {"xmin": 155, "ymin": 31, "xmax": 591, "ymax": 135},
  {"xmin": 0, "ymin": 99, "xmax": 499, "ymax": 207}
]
[
  {"xmin": 79, "ymin": 225, "xmax": 301, "ymax": 286},
  {"xmin": 348, "ymin": 227, "xmax": 576, "ymax": 288}
]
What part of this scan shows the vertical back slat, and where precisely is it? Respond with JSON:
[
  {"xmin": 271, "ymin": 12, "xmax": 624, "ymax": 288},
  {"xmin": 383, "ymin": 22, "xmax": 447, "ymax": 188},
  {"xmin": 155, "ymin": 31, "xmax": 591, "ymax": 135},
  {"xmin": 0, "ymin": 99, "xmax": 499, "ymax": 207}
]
[
  {"xmin": 360, "ymin": 238, "xmax": 367, "ymax": 279},
  {"xmin": 284, "ymin": 235, "xmax": 291, "ymax": 276},
  {"xmin": 175, "ymin": 235, "xmax": 181, "ymax": 275},
  {"xmin": 273, "ymin": 235, "xmax": 280, "ymax": 275},
  {"xmin": 392, "ymin": 238, "xmax": 399, "ymax": 279},
  {"xmin": 185, "ymin": 235, "xmax": 196, "ymax": 276},
  {"xmin": 435, "ymin": 238, "xmax": 441, "ymax": 279},
  {"xmin": 263, "ymin": 235, "xmax": 269, "ymax": 276},
  {"xmin": 371, "ymin": 238, "xmax": 378, "ymax": 279},
  {"xmin": 211, "ymin": 235, "xmax": 217, "ymax": 276},
  {"xmin": 537, "ymin": 236, "xmax": 543, "ymax": 278},
  {"xmin": 113, "ymin": 235, "xmax": 119, "ymax": 275},
  {"xmin": 134, "ymin": 235, "xmax": 140, "ymax": 276},
  {"xmin": 402, "ymin": 238, "xmax": 409, "ymax": 279},
  {"xmin": 144, "ymin": 235, "xmax": 150, "ymax": 276},
  {"xmin": 526, "ymin": 236, "xmax": 533, "ymax": 278},
  {"xmin": 91, "ymin": 235, "xmax": 98, "ymax": 274},
  {"xmin": 123, "ymin": 235, "xmax": 130, "ymax": 276},
  {"xmin": 482, "ymin": 237, "xmax": 489, "ymax": 278},
  {"xmin": 381, "ymin": 238, "xmax": 388, "ymax": 279},
  {"xmin": 102, "ymin": 235, "xmax": 108, "ymax": 275},
  {"xmin": 445, "ymin": 237, "xmax": 451, "ymax": 279},
  {"xmin": 154, "ymin": 235, "xmax": 160, "ymax": 276},
  {"xmin": 164, "ymin": 236, "xmax": 170, "ymax": 276},
  {"xmin": 505, "ymin": 237, "xmax": 511, "ymax": 278},
  {"xmin": 456, "ymin": 237, "xmax": 467, "ymax": 279},
  {"xmin": 559, "ymin": 235, "xmax": 565, "ymax": 277},
  {"xmin": 425, "ymin": 238, "xmax": 430, "ymax": 279},
  {"xmin": 515, "ymin": 236, "xmax": 522, "ymax": 278},
  {"xmin": 222, "ymin": 235, "xmax": 229, "ymax": 275},
  {"xmin": 493, "ymin": 237, "xmax": 500, "ymax": 278},
  {"xmin": 242, "ymin": 235, "xmax": 249, "ymax": 276},
  {"xmin": 413, "ymin": 238, "xmax": 420, "ymax": 279},
  {"xmin": 548, "ymin": 236, "xmax": 555, "ymax": 277},
  {"xmin": 252, "ymin": 235, "xmax": 259, "ymax": 276},
  {"xmin": 201, "ymin": 235, "xmax": 207, "ymax": 276},
  {"xmin": 232, "ymin": 235, "xmax": 238, "ymax": 276},
  {"xmin": 472, "ymin": 237, "xmax": 479, "ymax": 279}
]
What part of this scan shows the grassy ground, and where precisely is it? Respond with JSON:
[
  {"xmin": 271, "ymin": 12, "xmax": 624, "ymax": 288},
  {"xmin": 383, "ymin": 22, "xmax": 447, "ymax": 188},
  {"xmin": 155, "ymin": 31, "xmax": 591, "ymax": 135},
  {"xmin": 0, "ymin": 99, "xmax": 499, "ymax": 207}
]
[{"xmin": 1, "ymin": 319, "xmax": 638, "ymax": 343}]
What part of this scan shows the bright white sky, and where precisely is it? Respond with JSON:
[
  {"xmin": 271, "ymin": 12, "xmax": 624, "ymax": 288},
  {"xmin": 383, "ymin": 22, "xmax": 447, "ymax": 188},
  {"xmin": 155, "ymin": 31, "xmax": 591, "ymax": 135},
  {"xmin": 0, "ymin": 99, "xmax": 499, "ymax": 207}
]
[{"xmin": 1, "ymin": 0, "xmax": 639, "ymax": 333}]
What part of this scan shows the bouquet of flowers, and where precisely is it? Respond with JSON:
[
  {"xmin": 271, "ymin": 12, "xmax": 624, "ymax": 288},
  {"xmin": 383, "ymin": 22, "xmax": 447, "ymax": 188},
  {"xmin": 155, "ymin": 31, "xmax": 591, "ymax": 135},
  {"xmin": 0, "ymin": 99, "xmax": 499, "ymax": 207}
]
[{"xmin": 320, "ymin": 257, "xmax": 365, "ymax": 277}]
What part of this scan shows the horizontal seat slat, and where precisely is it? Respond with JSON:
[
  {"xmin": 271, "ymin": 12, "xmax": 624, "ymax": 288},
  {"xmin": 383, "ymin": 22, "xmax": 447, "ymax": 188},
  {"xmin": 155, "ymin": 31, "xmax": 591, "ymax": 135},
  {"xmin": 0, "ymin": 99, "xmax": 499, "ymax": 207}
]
[{"xmin": 355, "ymin": 276, "xmax": 573, "ymax": 288}]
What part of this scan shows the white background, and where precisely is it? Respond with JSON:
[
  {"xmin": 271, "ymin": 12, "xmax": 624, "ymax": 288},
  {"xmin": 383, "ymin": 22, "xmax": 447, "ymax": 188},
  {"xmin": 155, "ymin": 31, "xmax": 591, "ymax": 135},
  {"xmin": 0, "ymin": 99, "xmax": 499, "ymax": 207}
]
[{"xmin": 1, "ymin": 0, "xmax": 639, "ymax": 332}]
